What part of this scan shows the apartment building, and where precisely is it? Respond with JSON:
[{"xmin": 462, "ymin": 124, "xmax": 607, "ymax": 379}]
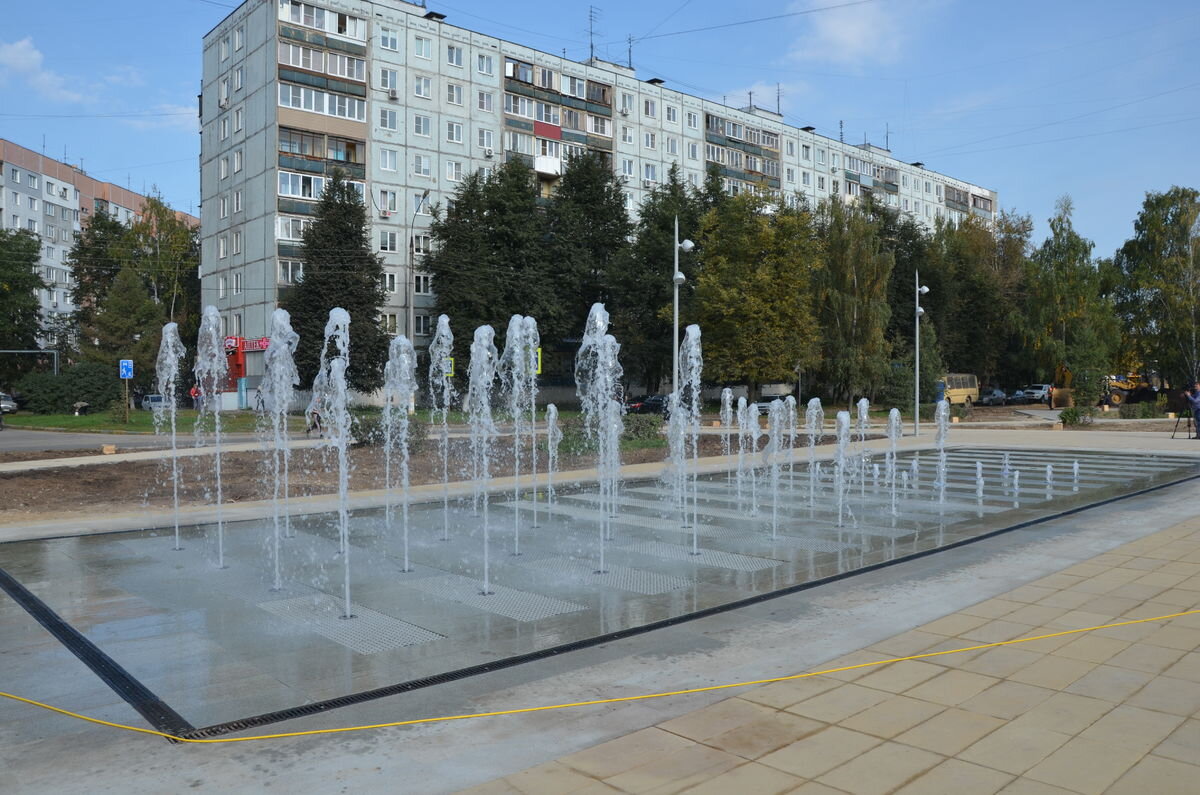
[
  {"xmin": 0, "ymin": 138, "xmax": 198, "ymax": 336},
  {"xmin": 201, "ymin": 0, "xmax": 997, "ymax": 372}
]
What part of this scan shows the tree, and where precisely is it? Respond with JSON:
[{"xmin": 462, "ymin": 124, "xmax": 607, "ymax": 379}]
[
  {"xmin": 68, "ymin": 209, "xmax": 127, "ymax": 332},
  {"xmin": 125, "ymin": 195, "xmax": 201, "ymax": 338},
  {"xmin": 0, "ymin": 229, "xmax": 47, "ymax": 386},
  {"xmin": 693, "ymin": 194, "xmax": 822, "ymax": 400},
  {"xmin": 609, "ymin": 164, "xmax": 705, "ymax": 391},
  {"xmin": 425, "ymin": 159, "xmax": 548, "ymax": 364},
  {"xmin": 813, "ymin": 200, "xmax": 894, "ymax": 403},
  {"xmin": 78, "ymin": 262, "xmax": 163, "ymax": 390},
  {"xmin": 282, "ymin": 170, "xmax": 388, "ymax": 392},
  {"xmin": 1113, "ymin": 186, "xmax": 1200, "ymax": 385},
  {"xmin": 542, "ymin": 152, "xmax": 632, "ymax": 340}
]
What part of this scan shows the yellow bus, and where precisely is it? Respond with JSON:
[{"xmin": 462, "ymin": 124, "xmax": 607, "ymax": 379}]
[{"xmin": 943, "ymin": 373, "xmax": 980, "ymax": 406}]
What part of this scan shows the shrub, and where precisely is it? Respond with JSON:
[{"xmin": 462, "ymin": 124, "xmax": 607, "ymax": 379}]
[
  {"xmin": 622, "ymin": 413, "xmax": 663, "ymax": 441},
  {"xmin": 1059, "ymin": 406, "xmax": 1094, "ymax": 426},
  {"xmin": 1138, "ymin": 401, "xmax": 1158, "ymax": 419},
  {"xmin": 16, "ymin": 362, "xmax": 123, "ymax": 414},
  {"xmin": 1118, "ymin": 403, "xmax": 1139, "ymax": 419},
  {"xmin": 351, "ymin": 411, "xmax": 428, "ymax": 452}
]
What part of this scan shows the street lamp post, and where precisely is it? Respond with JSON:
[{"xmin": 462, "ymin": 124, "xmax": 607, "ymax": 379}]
[
  {"xmin": 671, "ymin": 215, "xmax": 694, "ymax": 393},
  {"xmin": 914, "ymin": 272, "xmax": 930, "ymax": 436},
  {"xmin": 406, "ymin": 188, "xmax": 431, "ymax": 342}
]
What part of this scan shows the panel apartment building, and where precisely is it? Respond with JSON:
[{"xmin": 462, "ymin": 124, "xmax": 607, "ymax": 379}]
[
  {"xmin": 201, "ymin": 0, "xmax": 997, "ymax": 374},
  {"xmin": 0, "ymin": 139, "xmax": 197, "ymax": 335}
]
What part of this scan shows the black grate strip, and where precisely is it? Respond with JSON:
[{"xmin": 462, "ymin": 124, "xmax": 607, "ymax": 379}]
[
  {"xmin": 181, "ymin": 472, "xmax": 1200, "ymax": 740},
  {"xmin": 0, "ymin": 567, "xmax": 194, "ymax": 740}
]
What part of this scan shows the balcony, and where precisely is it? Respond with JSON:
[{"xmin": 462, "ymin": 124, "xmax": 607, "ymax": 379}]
[{"xmin": 534, "ymin": 155, "xmax": 562, "ymax": 177}]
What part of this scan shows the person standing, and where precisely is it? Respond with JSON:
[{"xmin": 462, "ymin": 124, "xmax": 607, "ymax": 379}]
[
  {"xmin": 189, "ymin": 383, "xmax": 200, "ymax": 410},
  {"xmin": 1184, "ymin": 383, "xmax": 1200, "ymax": 439}
]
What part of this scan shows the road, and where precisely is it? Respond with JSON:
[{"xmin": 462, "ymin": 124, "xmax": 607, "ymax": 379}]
[{"xmin": 0, "ymin": 428, "xmax": 255, "ymax": 453}]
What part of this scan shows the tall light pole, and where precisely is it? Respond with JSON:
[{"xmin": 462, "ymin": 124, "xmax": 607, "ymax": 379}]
[
  {"xmin": 914, "ymin": 271, "xmax": 930, "ymax": 436},
  {"xmin": 406, "ymin": 188, "xmax": 431, "ymax": 342},
  {"xmin": 672, "ymin": 215, "xmax": 693, "ymax": 393}
]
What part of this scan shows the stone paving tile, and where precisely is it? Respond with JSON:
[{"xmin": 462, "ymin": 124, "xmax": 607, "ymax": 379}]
[
  {"xmin": 815, "ymin": 650, "xmax": 897, "ymax": 682},
  {"xmin": 917, "ymin": 612, "xmax": 989, "ymax": 637},
  {"xmin": 959, "ymin": 619, "xmax": 1040, "ymax": 644},
  {"xmin": 893, "ymin": 758, "xmax": 1013, "ymax": 794},
  {"xmin": 852, "ymin": 659, "xmax": 943, "ymax": 694},
  {"xmin": 502, "ymin": 761, "xmax": 605, "ymax": 794},
  {"xmin": 864, "ymin": 629, "xmax": 945, "ymax": 658},
  {"xmin": 902, "ymin": 669, "xmax": 999, "ymax": 706},
  {"xmin": 703, "ymin": 710, "xmax": 825, "ymax": 760},
  {"xmin": 1063, "ymin": 663, "xmax": 1154, "ymax": 701},
  {"xmin": 1078, "ymin": 704, "xmax": 1185, "ymax": 754},
  {"xmin": 1004, "ymin": 691, "xmax": 1113, "ymax": 736},
  {"xmin": 783, "ymin": 683, "xmax": 891, "ymax": 724},
  {"xmin": 1152, "ymin": 718, "xmax": 1200, "ymax": 765},
  {"xmin": 657, "ymin": 698, "xmax": 776, "ymax": 744},
  {"xmin": 958, "ymin": 722, "xmax": 1073, "ymax": 775},
  {"xmin": 603, "ymin": 743, "xmax": 743, "ymax": 794},
  {"xmin": 1050, "ymin": 633, "xmax": 1130, "ymax": 664},
  {"xmin": 1160, "ymin": 651, "xmax": 1200, "ymax": 683},
  {"xmin": 958, "ymin": 646, "xmax": 1045, "ymax": 678},
  {"xmin": 679, "ymin": 761, "xmax": 800, "ymax": 794},
  {"xmin": 736, "ymin": 675, "xmax": 841, "ymax": 711},
  {"xmin": 893, "ymin": 707, "xmax": 1006, "ymax": 756},
  {"xmin": 960, "ymin": 598, "xmax": 1023, "ymax": 619},
  {"xmin": 559, "ymin": 728, "xmax": 694, "ymax": 780},
  {"xmin": 1104, "ymin": 641, "xmax": 1187, "ymax": 674},
  {"xmin": 1125, "ymin": 674, "xmax": 1200, "ymax": 716},
  {"xmin": 1023, "ymin": 736, "xmax": 1145, "ymax": 793},
  {"xmin": 837, "ymin": 694, "xmax": 943, "ymax": 739},
  {"xmin": 1106, "ymin": 754, "xmax": 1200, "ymax": 795},
  {"xmin": 1005, "ymin": 654, "xmax": 1097, "ymax": 690},
  {"xmin": 757, "ymin": 726, "xmax": 880, "ymax": 779},
  {"xmin": 996, "ymin": 777, "xmax": 1077, "ymax": 794},
  {"xmin": 959, "ymin": 681, "xmax": 1057, "ymax": 720},
  {"xmin": 815, "ymin": 740, "xmax": 943, "ymax": 795}
]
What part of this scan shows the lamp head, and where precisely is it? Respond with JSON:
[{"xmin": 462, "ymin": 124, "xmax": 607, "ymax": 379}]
[
  {"xmin": 679, "ymin": 238, "xmax": 694, "ymax": 253},
  {"xmin": 916, "ymin": 306, "xmax": 925, "ymax": 317},
  {"xmin": 918, "ymin": 285, "xmax": 930, "ymax": 295},
  {"xmin": 673, "ymin": 271, "xmax": 686, "ymax": 286}
]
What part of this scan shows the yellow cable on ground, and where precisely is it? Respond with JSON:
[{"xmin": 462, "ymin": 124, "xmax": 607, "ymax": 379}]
[{"xmin": 3, "ymin": 608, "xmax": 1197, "ymax": 745}]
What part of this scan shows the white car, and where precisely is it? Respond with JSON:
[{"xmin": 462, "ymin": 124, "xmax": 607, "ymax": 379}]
[
  {"xmin": 0, "ymin": 393, "xmax": 16, "ymax": 413},
  {"xmin": 1022, "ymin": 384, "xmax": 1053, "ymax": 404}
]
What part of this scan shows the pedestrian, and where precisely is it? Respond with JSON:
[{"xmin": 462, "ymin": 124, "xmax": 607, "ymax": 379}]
[
  {"xmin": 1045, "ymin": 385, "xmax": 1053, "ymax": 408},
  {"xmin": 306, "ymin": 398, "xmax": 323, "ymax": 438},
  {"xmin": 189, "ymin": 384, "xmax": 200, "ymax": 410},
  {"xmin": 1182, "ymin": 382, "xmax": 1200, "ymax": 440},
  {"xmin": 254, "ymin": 385, "xmax": 265, "ymax": 414}
]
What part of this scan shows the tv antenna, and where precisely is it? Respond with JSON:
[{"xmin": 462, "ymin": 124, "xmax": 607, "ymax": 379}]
[{"xmin": 588, "ymin": 6, "xmax": 601, "ymax": 61}]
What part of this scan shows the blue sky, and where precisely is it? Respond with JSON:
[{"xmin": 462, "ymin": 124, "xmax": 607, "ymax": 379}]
[{"xmin": 1, "ymin": 0, "xmax": 1196, "ymax": 255}]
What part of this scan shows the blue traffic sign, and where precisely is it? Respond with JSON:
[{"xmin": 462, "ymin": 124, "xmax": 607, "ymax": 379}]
[{"xmin": 119, "ymin": 359, "xmax": 134, "ymax": 380}]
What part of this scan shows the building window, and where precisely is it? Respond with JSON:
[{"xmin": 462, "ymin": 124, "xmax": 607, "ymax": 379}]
[
  {"xmin": 218, "ymin": 275, "xmax": 226, "ymax": 298},
  {"xmin": 380, "ymin": 68, "xmax": 398, "ymax": 90},
  {"xmin": 233, "ymin": 269, "xmax": 243, "ymax": 292},
  {"xmin": 279, "ymin": 171, "xmax": 325, "ymax": 199},
  {"xmin": 687, "ymin": 142, "xmax": 698, "ymax": 160},
  {"xmin": 566, "ymin": 76, "xmax": 586, "ymax": 99},
  {"xmin": 413, "ymin": 114, "xmax": 430, "ymax": 136},
  {"xmin": 643, "ymin": 131, "xmax": 656, "ymax": 150},
  {"xmin": 379, "ymin": 109, "xmax": 398, "ymax": 130},
  {"xmin": 218, "ymin": 236, "xmax": 228, "ymax": 258},
  {"xmin": 504, "ymin": 93, "xmax": 534, "ymax": 118},
  {"xmin": 234, "ymin": 150, "xmax": 243, "ymax": 172},
  {"xmin": 382, "ymin": 313, "xmax": 398, "ymax": 334},
  {"xmin": 446, "ymin": 83, "xmax": 463, "ymax": 105},
  {"xmin": 666, "ymin": 137, "xmax": 678, "ymax": 155},
  {"xmin": 445, "ymin": 160, "xmax": 463, "ymax": 181},
  {"xmin": 536, "ymin": 66, "xmax": 555, "ymax": 90},
  {"xmin": 413, "ymin": 36, "xmax": 431, "ymax": 59},
  {"xmin": 220, "ymin": 36, "xmax": 230, "ymax": 60},
  {"xmin": 380, "ymin": 27, "xmax": 397, "ymax": 50},
  {"xmin": 446, "ymin": 121, "xmax": 463, "ymax": 143},
  {"xmin": 621, "ymin": 126, "xmax": 633, "ymax": 144},
  {"xmin": 477, "ymin": 91, "xmax": 493, "ymax": 112},
  {"xmin": 413, "ymin": 75, "xmax": 431, "ymax": 98},
  {"xmin": 234, "ymin": 26, "xmax": 244, "ymax": 50},
  {"xmin": 382, "ymin": 272, "xmax": 398, "ymax": 292},
  {"xmin": 219, "ymin": 195, "xmax": 229, "ymax": 218},
  {"xmin": 478, "ymin": 128, "xmax": 493, "ymax": 149},
  {"xmin": 536, "ymin": 102, "xmax": 560, "ymax": 125},
  {"xmin": 538, "ymin": 139, "xmax": 560, "ymax": 158},
  {"xmin": 328, "ymin": 136, "xmax": 364, "ymax": 164},
  {"xmin": 477, "ymin": 54, "xmax": 494, "ymax": 75},
  {"xmin": 379, "ymin": 189, "xmax": 398, "ymax": 211},
  {"xmin": 27, "ymin": 196, "xmax": 37, "ymax": 211},
  {"xmin": 802, "ymin": 171, "xmax": 811, "ymax": 186},
  {"xmin": 234, "ymin": 67, "xmax": 243, "ymax": 91},
  {"xmin": 233, "ymin": 107, "xmax": 243, "ymax": 131},
  {"xmin": 276, "ymin": 215, "xmax": 313, "ymax": 240},
  {"xmin": 588, "ymin": 115, "xmax": 611, "ymax": 136},
  {"xmin": 643, "ymin": 99, "xmax": 656, "ymax": 118},
  {"xmin": 817, "ymin": 176, "xmax": 825, "ymax": 191},
  {"xmin": 621, "ymin": 158, "xmax": 634, "ymax": 177},
  {"xmin": 278, "ymin": 42, "xmax": 322, "ymax": 71},
  {"xmin": 643, "ymin": 163, "xmax": 657, "ymax": 182},
  {"xmin": 446, "ymin": 45, "xmax": 463, "ymax": 67},
  {"xmin": 817, "ymin": 149, "xmax": 826, "ymax": 165},
  {"xmin": 666, "ymin": 106, "xmax": 677, "ymax": 123},
  {"xmin": 686, "ymin": 111, "xmax": 698, "ymax": 129},
  {"xmin": 414, "ymin": 273, "xmax": 433, "ymax": 294},
  {"xmin": 413, "ymin": 154, "xmax": 431, "ymax": 177},
  {"xmin": 279, "ymin": 127, "xmax": 323, "ymax": 157},
  {"xmin": 8, "ymin": 168, "xmax": 18, "ymax": 183},
  {"xmin": 415, "ymin": 314, "xmax": 432, "ymax": 336},
  {"xmin": 413, "ymin": 192, "xmax": 431, "ymax": 215},
  {"xmin": 233, "ymin": 190, "xmax": 242, "ymax": 212},
  {"xmin": 380, "ymin": 147, "xmax": 397, "ymax": 171},
  {"xmin": 413, "ymin": 235, "xmax": 432, "ymax": 255},
  {"xmin": 279, "ymin": 259, "xmax": 304, "ymax": 284},
  {"xmin": 380, "ymin": 231, "xmax": 398, "ymax": 252},
  {"xmin": 220, "ymin": 117, "xmax": 229, "ymax": 140}
]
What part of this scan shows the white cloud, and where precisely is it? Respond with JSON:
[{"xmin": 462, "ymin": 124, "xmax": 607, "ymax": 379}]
[
  {"xmin": 0, "ymin": 37, "xmax": 84, "ymax": 102},
  {"xmin": 786, "ymin": 0, "xmax": 936, "ymax": 67}
]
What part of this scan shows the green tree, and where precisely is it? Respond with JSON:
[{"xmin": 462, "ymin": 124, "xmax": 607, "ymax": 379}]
[
  {"xmin": 282, "ymin": 169, "xmax": 388, "ymax": 392},
  {"xmin": 542, "ymin": 152, "xmax": 632, "ymax": 338},
  {"xmin": 693, "ymin": 194, "xmax": 822, "ymax": 400},
  {"xmin": 425, "ymin": 159, "xmax": 548, "ymax": 363},
  {"xmin": 814, "ymin": 200, "xmax": 894, "ymax": 403},
  {"xmin": 79, "ymin": 262, "xmax": 164, "ymax": 391},
  {"xmin": 1113, "ymin": 186, "xmax": 1200, "ymax": 384},
  {"xmin": 68, "ymin": 209, "xmax": 127, "ymax": 332},
  {"xmin": 0, "ymin": 229, "xmax": 47, "ymax": 386},
  {"xmin": 125, "ymin": 195, "xmax": 201, "ymax": 334},
  {"xmin": 610, "ymin": 164, "xmax": 705, "ymax": 391}
]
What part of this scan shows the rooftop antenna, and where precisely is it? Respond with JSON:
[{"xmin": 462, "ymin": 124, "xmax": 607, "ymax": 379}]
[
  {"xmin": 776, "ymin": 83, "xmax": 782, "ymax": 114},
  {"xmin": 627, "ymin": 34, "xmax": 633, "ymax": 69},
  {"xmin": 839, "ymin": 120, "xmax": 844, "ymax": 142},
  {"xmin": 885, "ymin": 123, "xmax": 890, "ymax": 150},
  {"xmin": 748, "ymin": 89, "xmax": 753, "ymax": 108},
  {"xmin": 588, "ymin": 6, "xmax": 600, "ymax": 61}
]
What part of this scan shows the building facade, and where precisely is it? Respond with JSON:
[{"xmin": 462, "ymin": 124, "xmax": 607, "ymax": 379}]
[
  {"xmin": 0, "ymin": 138, "xmax": 198, "ymax": 337},
  {"xmin": 201, "ymin": 0, "xmax": 998, "ymax": 374}
]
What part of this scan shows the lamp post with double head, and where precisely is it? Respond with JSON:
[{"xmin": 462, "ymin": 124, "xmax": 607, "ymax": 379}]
[
  {"xmin": 672, "ymin": 215, "xmax": 694, "ymax": 393},
  {"xmin": 914, "ymin": 272, "xmax": 930, "ymax": 436},
  {"xmin": 407, "ymin": 188, "xmax": 431, "ymax": 342}
]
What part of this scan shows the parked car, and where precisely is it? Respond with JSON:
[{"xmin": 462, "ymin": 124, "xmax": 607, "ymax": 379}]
[
  {"xmin": 0, "ymin": 393, "xmax": 16, "ymax": 413},
  {"xmin": 140, "ymin": 394, "xmax": 166, "ymax": 411},
  {"xmin": 625, "ymin": 395, "xmax": 668, "ymax": 416},
  {"xmin": 979, "ymin": 388, "xmax": 1007, "ymax": 406},
  {"xmin": 1022, "ymin": 384, "xmax": 1054, "ymax": 404},
  {"xmin": 1008, "ymin": 388, "xmax": 1028, "ymax": 404}
]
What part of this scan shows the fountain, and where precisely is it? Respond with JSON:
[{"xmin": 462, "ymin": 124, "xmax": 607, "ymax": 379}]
[
  {"xmin": 719, "ymin": 388, "xmax": 734, "ymax": 467},
  {"xmin": 746, "ymin": 403, "xmax": 761, "ymax": 515},
  {"xmin": 575, "ymin": 304, "xmax": 624, "ymax": 570},
  {"xmin": 382, "ymin": 334, "xmax": 418, "ymax": 573},
  {"xmin": 856, "ymin": 397, "xmax": 871, "ymax": 497},
  {"xmin": 1045, "ymin": 463, "xmax": 1054, "ymax": 498},
  {"xmin": 311, "ymin": 309, "xmax": 352, "ymax": 617},
  {"xmin": 193, "ymin": 306, "xmax": 228, "ymax": 568},
  {"xmin": 524, "ymin": 316, "xmax": 541, "ymax": 530},
  {"xmin": 1072, "ymin": 460, "xmax": 1080, "ymax": 491},
  {"xmin": 666, "ymin": 391, "xmax": 688, "ymax": 530},
  {"xmin": 466, "ymin": 325, "xmax": 498, "ymax": 594},
  {"xmin": 934, "ymin": 399, "xmax": 950, "ymax": 504},
  {"xmin": 1013, "ymin": 469, "xmax": 1022, "ymax": 507},
  {"xmin": 834, "ymin": 410, "xmax": 850, "ymax": 527},
  {"xmin": 887, "ymin": 408, "xmax": 902, "ymax": 515},
  {"xmin": 784, "ymin": 395, "xmax": 798, "ymax": 485},
  {"xmin": 153, "ymin": 322, "xmax": 187, "ymax": 551},
  {"xmin": 427, "ymin": 314, "xmax": 456, "ymax": 541},
  {"xmin": 766, "ymin": 399, "xmax": 785, "ymax": 539},
  {"xmin": 260, "ymin": 309, "xmax": 300, "ymax": 589},
  {"xmin": 679, "ymin": 325, "xmax": 703, "ymax": 536},
  {"xmin": 499, "ymin": 315, "xmax": 538, "ymax": 554},
  {"xmin": 736, "ymin": 396, "xmax": 749, "ymax": 508},
  {"xmin": 544, "ymin": 403, "xmax": 561, "ymax": 505},
  {"xmin": 805, "ymin": 398, "xmax": 824, "ymax": 507},
  {"xmin": 976, "ymin": 461, "xmax": 984, "ymax": 499}
]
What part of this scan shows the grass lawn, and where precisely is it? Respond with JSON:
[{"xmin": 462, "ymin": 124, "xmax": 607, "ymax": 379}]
[{"xmin": 4, "ymin": 410, "xmax": 304, "ymax": 434}]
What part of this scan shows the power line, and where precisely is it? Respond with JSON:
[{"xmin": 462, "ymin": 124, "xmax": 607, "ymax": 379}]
[{"xmin": 631, "ymin": 0, "xmax": 878, "ymax": 43}]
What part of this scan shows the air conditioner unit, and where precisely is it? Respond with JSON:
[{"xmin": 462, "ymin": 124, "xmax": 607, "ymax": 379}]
[
  {"xmin": 218, "ymin": 97, "xmax": 230, "ymax": 109},
  {"xmin": 51, "ymin": 300, "xmax": 58, "ymax": 307},
  {"xmin": 619, "ymin": 108, "xmax": 630, "ymax": 116},
  {"xmin": 59, "ymin": 188, "xmax": 68, "ymax": 199},
  {"xmin": 483, "ymin": 147, "xmax": 494, "ymax": 158},
  {"xmin": 387, "ymin": 88, "xmax": 399, "ymax": 100},
  {"xmin": 379, "ymin": 210, "xmax": 392, "ymax": 219},
  {"xmin": 643, "ymin": 179, "xmax": 657, "ymax": 189}
]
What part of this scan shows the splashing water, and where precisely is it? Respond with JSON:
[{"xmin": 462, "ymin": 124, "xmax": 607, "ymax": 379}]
[
  {"xmin": 194, "ymin": 306, "xmax": 228, "ymax": 568},
  {"xmin": 835, "ymin": 410, "xmax": 851, "ymax": 527},
  {"xmin": 766, "ymin": 400, "xmax": 786, "ymax": 539},
  {"xmin": 805, "ymin": 398, "xmax": 824, "ymax": 508},
  {"xmin": 427, "ymin": 315, "xmax": 457, "ymax": 541},
  {"xmin": 545, "ymin": 403, "xmax": 562, "ymax": 505},
  {"xmin": 745, "ymin": 403, "xmax": 761, "ymax": 516},
  {"xmin": 720, "ymin": 388, "xmax": 734, "ymax": 468},
  {"xmin": 784, "ymin": 395, "xmax": 798, "ymax": 486},
  {"xmin": 666, "ymin": 392, "xmax": 688, "ymax": 530},
  {"xmin": 736, "ymin": 397, "xmax": 749, "ymax": 509},
  {"xmin": 154, "ymin": 322, "xmax": 187, "ymax": 551},
  {"xmin": 383, "ymin": 334, "xmax": 418, "ymax": 573},
  {"xmin": 260, "ymin": 309, "xmax": 300, "ymax": 589},
  {"xmin": 312, "ymin": 309, "xmax": 352, "ymax": 617},
  {"xmin": 1045, "ymin": 463, "xmax": 1054, "ymax": 498},
  {"xmin": 934, "ymin": 399, "xmax": 950, "ymax": 504},
  {"xmin": 499, "ymin": 315, "xmax": 538, "ymax": 554},
  {"xmin": 976, "ymin": 460, "xmax": 984, "ymax": 499},
  {"xmin": 575, "ymin": 304, "xmax": 624, "ymax": 571},
  {"xmin": 887, "ymin": 408, "xmax": 902, "ymax": 516},
  {"xmin": 466, "ymin": 325, "xmax": 499, "ymax": 594},
  {"xmin": 1072, "ymin": 460, "xmax": 1080, "ymax": 492},
  {"xmin": 679, "ymin": 325, "xmax": 703, "ymax": 537},
  {"xmin": 856, "ymin": 398, "xmax": 870, "ymax": 497},
  {"xmin": 524, "ymin": 316, "xmax": 541, "ymax": 529}
]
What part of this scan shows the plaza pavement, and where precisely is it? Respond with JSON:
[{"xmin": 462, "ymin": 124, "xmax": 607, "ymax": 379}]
[{"xmin": 1, "ymin": 426, "xmax": 1199, "ymax": 794}]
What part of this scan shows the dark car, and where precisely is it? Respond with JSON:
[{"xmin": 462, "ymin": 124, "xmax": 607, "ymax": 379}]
[
  {"xmin": 979, "ymin": 388, "xmax": 1007, "ymax": 406},
  {"xmin": 625, "ymin": 395, "xmax": 668, "ymax": 415}
]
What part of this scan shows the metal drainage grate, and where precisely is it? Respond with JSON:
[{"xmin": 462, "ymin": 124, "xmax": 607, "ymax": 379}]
[
  {"xmin": 258, "ymin": 594, "xmax": 443, "ymax": 654},
  {"xmin": 618, "ymin": 541, "xmax": 781, "ymax": 572},
  {"xmin": 403, "ymin": 574, "xmax": 586, "ymax": 622},
  {"xmin": 519, "ymin": 557, "xmax": 692, "ymax": 595},
  {"xmin": 761, "ymin": 533, "xmax": 859, "ymax": 553}
]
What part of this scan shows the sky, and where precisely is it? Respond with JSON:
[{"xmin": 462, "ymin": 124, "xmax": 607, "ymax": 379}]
[{"xmin": 1, "ymin": 0, "xmax": 1197, "ymax": 256}]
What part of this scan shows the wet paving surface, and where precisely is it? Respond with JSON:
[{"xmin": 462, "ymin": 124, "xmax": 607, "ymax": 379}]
[{"xmin": 1, "ymin": 446, "xmax": 1196, "ymax": 731}]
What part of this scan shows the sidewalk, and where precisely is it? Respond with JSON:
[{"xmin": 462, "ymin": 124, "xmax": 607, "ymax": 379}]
[{"xmin": 470, "ymin": 519, "xmax": 1200, "ymax": 794}]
